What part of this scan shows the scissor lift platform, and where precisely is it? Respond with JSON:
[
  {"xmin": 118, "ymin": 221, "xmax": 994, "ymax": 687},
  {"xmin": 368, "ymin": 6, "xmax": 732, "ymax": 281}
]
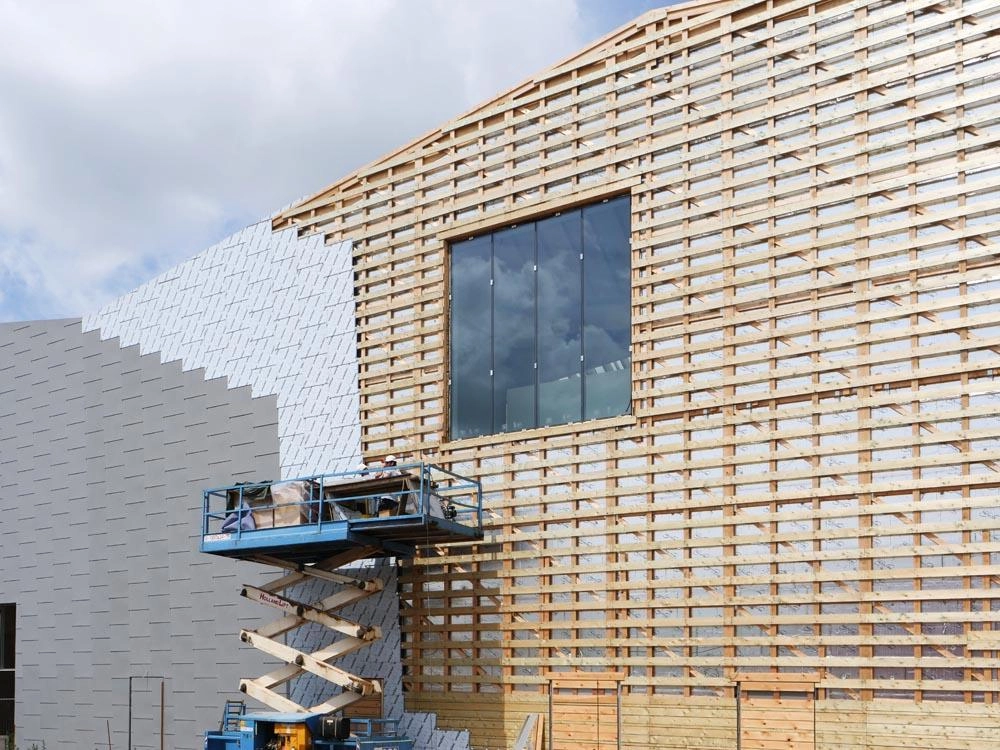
[
  {"xmin": 200, "ymin": 463, "xmax": 483, "ymax": 564},
  {"xmin": 200, "ymin": 463, "xmax": 483, "ymax": 722}
]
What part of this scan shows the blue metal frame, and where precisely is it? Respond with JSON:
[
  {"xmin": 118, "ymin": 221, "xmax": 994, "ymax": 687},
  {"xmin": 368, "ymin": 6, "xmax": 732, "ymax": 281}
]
[
  {"xmin": 200, "ymin": 462, "xmax": 483, "ymax": 559},
  {"xmin": 205, "ymin": 713, "xmax": 414, "ymax": 750},
  {"xmin": 347, "ymin": 717, "xmax": 403, "ymax": 738}
]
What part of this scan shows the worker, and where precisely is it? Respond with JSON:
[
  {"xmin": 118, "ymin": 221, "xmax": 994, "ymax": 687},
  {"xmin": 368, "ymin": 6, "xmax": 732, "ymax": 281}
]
[
  {"xmin": 375, "ymin": 455, "xmax": 400, "ymax": 516},
  {"xmin": 373, "ymin": 454, "xmax": 398, "ymax": 479}
]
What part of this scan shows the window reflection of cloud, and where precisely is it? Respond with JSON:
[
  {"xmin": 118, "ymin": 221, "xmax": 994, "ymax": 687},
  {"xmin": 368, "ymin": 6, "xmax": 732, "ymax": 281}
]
[
  {"xmin": 493, "ymin": 227, "xmax": 535, "ymax": 430},
  {"xmin": 538, "ymin": 212, "xmax": 582, "ymax": 425},
  {"xmin": 582, "ymin": 324, "xmax": 626, "ymax": 368},
  {"xmin": 451, "ymin": 194, "xmax": 631, "ymax": 436},
  {"xmin": 451, "ymin": 236, "xmax": 493, "ymax": 437},
  {"xmin": 453, "ymin": 253, "xmax": 490, "ymax": 384},
  {"xmin": 537, "ymin": 264, "xmax": 580, "ymax": 361}
]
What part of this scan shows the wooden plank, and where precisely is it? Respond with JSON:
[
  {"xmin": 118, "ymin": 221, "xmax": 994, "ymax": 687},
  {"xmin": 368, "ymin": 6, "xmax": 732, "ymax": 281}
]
[
  {"xmin": 512, "ymin": 713, "xmax": 541, "ymax": 750},
  {"xmin": 741, "ymin": 681, "xmax": 817, "ymax": 693},
  {"xmin": 735, "ymin": 672, "xmax": 820, "ymax": 683},
  {"xmin": 550, "ymin": 672, "xmax": 621, "ymax": 750},
  {"xmin": 740, "ymin": 687, "xmax": 815, "ymax": 750}
]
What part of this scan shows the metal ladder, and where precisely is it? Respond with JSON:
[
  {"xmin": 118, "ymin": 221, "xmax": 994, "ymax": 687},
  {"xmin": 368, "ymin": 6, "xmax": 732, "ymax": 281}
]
[
  {"xmin": 220, "ymin": 700, "xmax": 245, "ymax": 731},
  {"xmin": 237, "ymin": 547, "xmax": 385, "ymax": 713}
]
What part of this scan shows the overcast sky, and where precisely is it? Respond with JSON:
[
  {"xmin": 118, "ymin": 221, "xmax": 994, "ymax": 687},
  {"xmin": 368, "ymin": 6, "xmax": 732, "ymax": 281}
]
[{"xmin": 0, "ymin": 0, "xmax": 676, "ymax": 322}]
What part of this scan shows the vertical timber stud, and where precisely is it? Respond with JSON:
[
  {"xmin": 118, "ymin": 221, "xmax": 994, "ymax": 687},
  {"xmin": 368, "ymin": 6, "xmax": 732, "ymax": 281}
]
[
  {"xmin": 679, "ymin": 15, "xmax": 693, "ymax": 701},
  {"xmin": 956, "ymin": 2, "xmax": 973, "ymax": 703},
  {"xmin": 720, "ymin": 6, "xmax": 737, "ymax": 700}
]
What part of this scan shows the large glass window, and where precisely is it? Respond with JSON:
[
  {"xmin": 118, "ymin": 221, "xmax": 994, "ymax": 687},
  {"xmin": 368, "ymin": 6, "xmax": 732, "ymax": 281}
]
[{"xmin": 450, "ymin": 194, "xmax": 631, "ymax": 439}]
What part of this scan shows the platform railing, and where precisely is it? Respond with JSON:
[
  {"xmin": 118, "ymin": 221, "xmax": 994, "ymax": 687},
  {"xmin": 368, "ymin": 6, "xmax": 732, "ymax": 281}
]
[
  {"xmin": 202, "ymin": 462, "xmax": 482, "ymax": 541},
  {"xmin": 349, "ymin": 717, "xmax": 404, "ymax": 739}
]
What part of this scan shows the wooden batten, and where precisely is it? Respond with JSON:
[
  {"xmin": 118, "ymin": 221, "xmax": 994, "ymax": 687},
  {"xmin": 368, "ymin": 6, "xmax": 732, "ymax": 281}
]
[{"xmin": 270, "ymin": 0, "xmax": 1000, "ymax": 747}]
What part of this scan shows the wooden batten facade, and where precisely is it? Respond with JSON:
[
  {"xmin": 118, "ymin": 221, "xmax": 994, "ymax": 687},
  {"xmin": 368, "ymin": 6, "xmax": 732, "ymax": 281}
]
[{"xmin": 275, "ymin": 0, "xmax": 1000, "ymax": 746}]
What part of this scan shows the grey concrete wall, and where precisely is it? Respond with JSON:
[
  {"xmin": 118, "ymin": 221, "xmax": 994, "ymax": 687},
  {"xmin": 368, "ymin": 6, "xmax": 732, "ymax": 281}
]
[{"xmin": 0, "ymin": 319, "xmax": 280, "ymax": 750}]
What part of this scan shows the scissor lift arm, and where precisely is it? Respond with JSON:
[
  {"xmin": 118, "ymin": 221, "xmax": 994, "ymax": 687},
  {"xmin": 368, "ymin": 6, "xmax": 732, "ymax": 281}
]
[
  {"xmin": 237, "ymin": 547, "xmax": 384, "ymax": 714},
  {"xmin": 199, "ymin": 464, "xmax": 483, "ymax": 731}
]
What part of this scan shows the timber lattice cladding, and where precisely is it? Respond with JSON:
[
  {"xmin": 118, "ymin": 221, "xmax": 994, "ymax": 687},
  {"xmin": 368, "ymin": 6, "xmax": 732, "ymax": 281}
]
[{"xmin": 275, "ymin": 0, "xmax": 1000, "ymax": 745}]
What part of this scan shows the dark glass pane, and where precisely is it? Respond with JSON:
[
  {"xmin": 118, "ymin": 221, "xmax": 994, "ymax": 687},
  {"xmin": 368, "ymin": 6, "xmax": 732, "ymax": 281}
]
[
  {"xmin": 451, "ymin": 194, "xmax": 630, "ymax": 438},
  {"xmin": 0, "ymin": 605, "xmax": 11, "ymax": 670},
  {"xmin": 0, "ymin": 670, "xmax": 11, "ymax": 697},
  {"xmin": 583, "ymin": 195, "xmax": 632, "ymax": 420},
  {"xmin": 492, "ymin": 224, "xmax": 536, "ymax": 432},
  {"xmin": 537, "ymin": 211, "xmax": 582, "ymax": 426},
  {"xmin": 450, "ymin": 236, "xmax": 493, "ymax": 439}
]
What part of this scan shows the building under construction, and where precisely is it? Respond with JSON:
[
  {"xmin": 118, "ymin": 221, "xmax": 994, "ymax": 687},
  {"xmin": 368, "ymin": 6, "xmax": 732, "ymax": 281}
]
[{"xmin": 2, "ymin": 0, "xmax": 1000, "ymax": 748}]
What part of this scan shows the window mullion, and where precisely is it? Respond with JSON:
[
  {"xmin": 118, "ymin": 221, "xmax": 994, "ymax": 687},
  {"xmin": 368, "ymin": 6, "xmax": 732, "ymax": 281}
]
[{"xmin": 533, "ymin": 222, "xmax": 539, "ymax": 431}]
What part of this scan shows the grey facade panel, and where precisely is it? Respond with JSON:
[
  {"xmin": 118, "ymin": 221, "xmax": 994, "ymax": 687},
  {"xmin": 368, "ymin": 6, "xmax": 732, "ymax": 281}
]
[
  {"xmin": 0, "ymin": 319, "xmax": 279, "ymax": 749},
  {"xmin": 4, "ymin": 217, "xmax": 463, "ymax": 748},
  {"xmin": 83, "ymin": 219, "xmax": 363, "ymax": 479}
]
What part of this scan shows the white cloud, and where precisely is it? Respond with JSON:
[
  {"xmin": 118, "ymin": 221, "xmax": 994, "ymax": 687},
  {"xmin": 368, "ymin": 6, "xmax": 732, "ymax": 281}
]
[{"xmin": 0, "ymin": 0, "xmax": 602, "ymax": 321}]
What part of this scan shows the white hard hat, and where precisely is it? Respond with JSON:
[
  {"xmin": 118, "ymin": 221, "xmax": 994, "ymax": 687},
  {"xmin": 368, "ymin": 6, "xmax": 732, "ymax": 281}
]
[
  {"xmin": 385, "ymin": 454, "xmax": 397, "ymax": 463},
  {"xmin": 357, "ymin": 463, "xmax": 368, "ymax": 471}
]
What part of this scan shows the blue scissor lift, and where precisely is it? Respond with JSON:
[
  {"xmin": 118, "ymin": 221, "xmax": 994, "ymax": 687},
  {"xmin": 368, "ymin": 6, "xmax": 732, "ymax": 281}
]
[{"xmin": 200, "ymin": 462, "xmax": 483, "ymax": 750}]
